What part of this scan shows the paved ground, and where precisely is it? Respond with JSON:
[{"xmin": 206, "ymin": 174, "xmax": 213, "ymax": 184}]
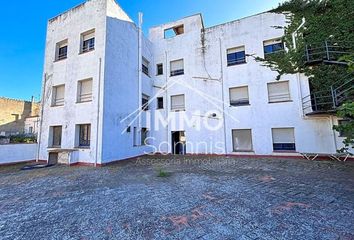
[{"xmin": 0, "ymin": 156, "xmax": 354, "ymax": 240}]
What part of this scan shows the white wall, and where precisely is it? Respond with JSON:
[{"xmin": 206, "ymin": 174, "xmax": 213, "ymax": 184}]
[
  {"xmin": 0, "ymin": 144, "xmax": 37, "ymax": 165},
  {"xmin": 148, "ymin": 12, "xmax": 337, "ymax": 155}
]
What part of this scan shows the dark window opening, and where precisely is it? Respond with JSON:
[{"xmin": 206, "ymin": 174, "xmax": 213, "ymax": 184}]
[
  {"xmin": 141, "ymin": 128, "xmax": 148, "ymax": 145},
  {"xmin": 79, "ymin": 124, "xmax": 91, "ymax": 147},
  {"xmin": 157, "ymin": 64, "xmax": 163, "ymax": 75},
  {"xmin": 273, "ymin": 143, "xmax": 296, "ymax": 151},
  {"xmin": 52, "ymin": 126, "xmax": 62, "ymax": 148},
  {"xmin": 142, "ymin": 58, "xmax": 149, "ymax": 76},
  {"xmin": 58, "ymin": 46, "xmax": 67, "ymax": 60},
  {"xmin": 157, "ymin": 97, "xmax": 164, "ymax": 109},
  {"xmin": 82, "ymin": 38, "xmax": 95, "ymax": 53},
  {"xmin": 142, "ymin": 94, "xmax": 149, "ymax": 111},
  {"xmin": 164, "ymin": 25, "xmax": 184, "ymax": 39}
]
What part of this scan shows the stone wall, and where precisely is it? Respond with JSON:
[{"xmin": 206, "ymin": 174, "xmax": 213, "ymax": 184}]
[{"xmin": 0, "ymin": 97, "xmax": 40, "ymax": 136}]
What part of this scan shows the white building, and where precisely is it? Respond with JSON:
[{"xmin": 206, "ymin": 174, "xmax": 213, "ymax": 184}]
[{"xmin": 39, "ymin": 0, "xmax": 348, "ymax": 165}]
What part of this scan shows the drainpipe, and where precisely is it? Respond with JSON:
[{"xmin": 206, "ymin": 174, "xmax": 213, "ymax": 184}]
[
  {"xmin": 219, "ymin": 38, "xmax": 227, "ymax": 154},
  {"xmin": 165, "ymin": 51, "xmax": 169, "ymax": 154},
  {"xmin": 138, "ymin": 12, "xmax": 143, "ymax": 144},
  {"xmin": 292, "ymin": 17, "xmax": 306, "ymax": 50},
  {"xmin": 292, "ymin": 17, "xmax": 306, "ymax": 118},
  {"xmin": 95, "ymin": 58, "xmax": 102, "ymax": 167},
  {"xmin": 36, "ymin": 73, "xmax": 47, "ymax": 163}
]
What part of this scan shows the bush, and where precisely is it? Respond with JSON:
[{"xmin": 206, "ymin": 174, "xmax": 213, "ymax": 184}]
[{"xmin": 9, "ymin": 134, "xmax": 37, "ymax": 144}]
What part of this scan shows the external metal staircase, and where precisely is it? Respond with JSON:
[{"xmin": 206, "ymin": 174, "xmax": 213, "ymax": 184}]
[
  {"xmin": 301, "ymin": 40, "xmax": 353, "ymax": 116},
  {"xmin": 302, "ymin": 73, "xmax": 354, "ymax": 115},
  {"xmin": 304, "ymin": 40, "xmax": 353, "ymax": 65}
]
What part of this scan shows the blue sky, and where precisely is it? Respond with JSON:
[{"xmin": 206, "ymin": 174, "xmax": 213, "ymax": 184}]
[{"xmin": 0, "ymin": 0, "xmax": 283, "ymax": 101}]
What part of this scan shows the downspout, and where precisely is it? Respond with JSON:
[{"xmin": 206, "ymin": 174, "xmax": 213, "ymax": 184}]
[
  {"xmin": 165, "ymin": 51, "xmax": 169, "ymax": 154},
  {"xmin": 219, "ymin": 38, "xmax": 227, "ymax": 154},
  {"xmin": 138, "ymin": 13, "xmax": 143, "ymax": 144},
  {"xmin": 36, "ymin": 73, "xmax": 47, "ymax": 163},
  {"xmin": 292, "ymin": 17, "xmax": 306, "ymax": 118},
  {"xmin": 95, "ymin": 57, "xmax": 102, "ymax": 167}
]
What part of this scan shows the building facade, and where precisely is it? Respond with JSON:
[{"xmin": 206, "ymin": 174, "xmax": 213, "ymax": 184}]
[{"xmin": 39, "ymin": 0, "xmax": 347, "ymax": 165}]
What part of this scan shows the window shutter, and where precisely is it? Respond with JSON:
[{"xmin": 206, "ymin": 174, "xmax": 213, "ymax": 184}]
[
  {"xmin": 79, "ymin": 80, "xmax": 92, "ymax": 102},
  {"xmin": 170, "ymin": 59, "xmax": 183, "ymax": 71},
  {"xmin": 230, "ymin": 86, "xmax": 249, "ymax": 105},
  {"xmin": 232, "ymin": 129, "xmax": 252, "ymax": 151},
  {"xmin": 227, "ymin": 46, "xmax": 245, "ymax": 54},
  {"xmin": 171, "ymin": 95, "xmax": 185, "ymax": 110},
  {"xmin": 264, "ymin": 38, "xmax": 281, "ymax": 46},
  {"xmin": 55, "ymin": 85, "xmax": 65, "ymax": 105},
  {"xmin": 83, "ymin": 31, "xmax": 95, "ymax": 41},
  {"xmin": 268, "ymin": 81, "xmax": 290, "ymax": 102},
  {"xmin": 272, "ymin": 128, "xmax": 295, "ymax": 143}
]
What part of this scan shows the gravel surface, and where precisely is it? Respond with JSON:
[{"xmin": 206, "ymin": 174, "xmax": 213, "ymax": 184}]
[{"xmin": 1, "ymin": 155, "xmax": 354, "ymax": 239}]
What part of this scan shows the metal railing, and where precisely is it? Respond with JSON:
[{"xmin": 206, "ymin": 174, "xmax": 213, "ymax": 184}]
[
  {"xmin": 302, "ymin": 73, "xmax": 354, "ymax": 115},
  {"xmin": 304, "ymin": 40, "xmax": 353, "ymax": 64}
]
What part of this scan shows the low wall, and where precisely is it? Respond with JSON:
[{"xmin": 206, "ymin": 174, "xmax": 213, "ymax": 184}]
[{"xmin": 0, "ymin": 144, "xmax": 37, "ymax": 165}]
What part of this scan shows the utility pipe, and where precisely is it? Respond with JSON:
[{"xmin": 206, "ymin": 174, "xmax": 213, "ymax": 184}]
[
  {"xmin": 95, "ymin": 57, "xmax": 102, "ymax": 167},
  {"xmin": 138, "ymin": 12, "xmax": 143, "ymax": 145},
  {"xmin": 292, "ymin": 17, "xmax": 306, "ymax": 50}
]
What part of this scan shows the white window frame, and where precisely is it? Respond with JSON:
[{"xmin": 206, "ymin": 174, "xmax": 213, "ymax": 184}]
[
  {"xmin": 80, "ymin": 29, "xmax": 95, "ymax": 53},
  {"xmin": 229, "ymin": 86, "xmax": 250, "ymax": 106},
  {"xmin": 55, "ymin": 39, "xmax": 68, "ymax": 61},
  {"xmin": 170, "ymin": 59, "xmax": 184, "ymax": 76},
  {"xmin": 52, "ymin": 85, "xmax": 65, "ymax": 107},
  {"xmin": 171, "ymin": 94, "xmax": 185, "ymax": 111},
  {"xmin": 267, "ymin": 81, "xmax": 291, "ymax": 103},
  {"xmin": 232, "ymin": 129, "xmax": 253, "ymax": 152},
  {"xmin": 77, "ymin": 79, "xmax": 93, "ymax": 103},
  {"xmin": 271, "ymin": 128, "xmax": 296, "ymax": 151}
]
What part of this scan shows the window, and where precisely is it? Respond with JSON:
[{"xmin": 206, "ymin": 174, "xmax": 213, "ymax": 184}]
[
  {"xmin": 232, "ymin": 129, "xmax": 253, "ymax": 152},
  {"xmin": 142, "ymin": 58, "xmax": 149, "ymax": 76},
  {"xmin": 171, "ymin": 94, "xmax": 185, "ymax": 111},
  {"xmin": 263, "ymin": 39, "xmax": 284, "ymax": 57},
  {"xmin": 81, "ymin": 29, "xmax": 95, "ymax": 53},
  {"xmin": 164, "ymin": 25, "xmax": 184, "ymax": 39},
  {"xmin": 227, "ymin": 46, "xmax": 246, "ymax": 66},
  {"xmin": 157, "ymin": 97, "xmax": 164, "ymax": 109},
  {"xmin": 142, "ymin": 94, "xmax": 149, "ymax": 111},
  {"xmin": 268, "ymin": 81, "xmax": 291, "ymax": 103},
  {"xmin": 229, "ymin": 86, "xmax": 249, "ymax": 106},
  {"xmin": 272, "ymin": 128, "xmax": 296, "ymax": 151},
  {"xmin": 78, "ymin": 124, "xmax": 91, "ymax": 147},
  {"xmin": 170, "ymin": 59, "xmax": 184, "ymax": 76},
  {"xmin": 29, "ymin": 127, "xmax": 33, "ymax": 134},
  {"xmin": 141, "ymin": 128, "xmax": 148, "ymax": 145},
  {"xmin": 51, "ymin": 126, "xmax": 62, "ymax": 148},
  {"xmin": 52, "ymin": 85, "xmax": 65, "ymax": 106},
  {"xmin": 77, "ymin": 79, "xmax": 93, "ymax": 103},
  {"xmin": 55, "ymin": 40, "xmax": 68, "ymax": 61},
  {"xmin": 157, "ymin": 63, "xmax": 163, "ymax": 75}
]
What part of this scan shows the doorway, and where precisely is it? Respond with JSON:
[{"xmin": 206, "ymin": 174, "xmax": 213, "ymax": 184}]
[{"xmin": 172, "ymin": 131, "xmax": 186, "ymax": 155}]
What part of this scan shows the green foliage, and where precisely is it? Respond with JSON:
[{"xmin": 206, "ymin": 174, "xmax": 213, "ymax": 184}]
[
  {"xmin": 10, "ymin": 135, "xmax": 37, "ymax": 144},
  {"xmin": 333, "ymin": 102, "xmax": 354, "ymax": 152},
  {"xmin": 261, "ymin": 0, "xmax": 354, "ymax": 83},
  {"xmin": 258, "ymin": 0, "xmax": 354, "ymax": 151}
]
